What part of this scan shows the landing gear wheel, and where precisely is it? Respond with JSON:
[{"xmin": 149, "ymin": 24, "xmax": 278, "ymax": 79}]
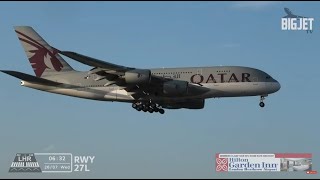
[
  {"xmin": 132, "ymin": 100, "xmax": 163, "ymax": 114},
  {"xmin": 137, "ymin": 105, "xmax": 143, "ymax": 111},
  {"xmin": 159, "ymin": 109, "xmax": 165, "ymax": 114},
  {"xmin": 259, "ymin": 96, "xmax": 266, "ymax": 108}
]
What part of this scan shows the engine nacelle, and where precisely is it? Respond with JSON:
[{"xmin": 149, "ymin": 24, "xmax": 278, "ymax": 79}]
[
  {"xmin": 124, "ymin": 69, "xmax": 151, "ymax": 84},
  {"xmin": 162, "ymin": 99, "xmax": 205, "ymax": 109},
  {"xmin": 163, "ymin": 80, "xmax": 188, "ymax": 95}
]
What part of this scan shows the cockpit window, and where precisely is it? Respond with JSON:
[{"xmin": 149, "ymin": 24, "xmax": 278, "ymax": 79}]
[{"xmin": 266, "ymin": 76, "xmax": 271, "ymax": 79}]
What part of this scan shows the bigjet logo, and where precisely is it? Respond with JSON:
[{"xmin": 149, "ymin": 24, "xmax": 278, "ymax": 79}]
[{"xmin": 281, "ymin": 8, "xmax": 314, "ymax": 33}]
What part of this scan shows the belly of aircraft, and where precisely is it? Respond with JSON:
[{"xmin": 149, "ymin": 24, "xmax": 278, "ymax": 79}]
[{"xmin": 201, "ymin": 82, "xmax": 267, "ymax": 98}]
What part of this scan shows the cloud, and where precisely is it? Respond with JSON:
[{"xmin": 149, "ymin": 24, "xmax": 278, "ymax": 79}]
[
  {"xmin": 43, "ymin": 144, "xmax": 55, "ymax": 152},
  {"xmin": 231, "ymin": 1, "xmax": 281, "ymax": 10}
]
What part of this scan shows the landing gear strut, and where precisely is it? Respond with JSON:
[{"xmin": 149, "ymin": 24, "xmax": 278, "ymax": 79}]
[
  {"xmin": 132, "ymin": 101, "xmax": 165, "ymax": 114},
  {"xmin": 259, "ymin": 96, "xmax": 265, "ymax": 108}
]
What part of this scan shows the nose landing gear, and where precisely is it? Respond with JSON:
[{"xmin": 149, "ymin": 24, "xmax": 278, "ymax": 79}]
[{"xmin": 259, "ymin": 96, "xmax": 266, "ymax": 108}]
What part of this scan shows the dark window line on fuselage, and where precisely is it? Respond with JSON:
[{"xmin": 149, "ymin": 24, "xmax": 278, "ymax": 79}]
[
  {"xmin": 151, "ymin": 70, "xmax": 232, "ymax": 75},
  {"xmin": 217, "ymin": 70, "xmax": 231, "ymax": 73},
  {"xmin": 151, "ymin": 72, "xmax": 193, "ymax": 75}
]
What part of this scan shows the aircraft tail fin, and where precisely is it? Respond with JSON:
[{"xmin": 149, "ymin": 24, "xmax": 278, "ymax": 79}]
[{"xmin": 14, "ymin": 26, "xmax": 75, "ymax": 77}]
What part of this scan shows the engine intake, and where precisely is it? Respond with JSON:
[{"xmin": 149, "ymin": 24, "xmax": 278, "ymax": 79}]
[{"xmin": 124, "ymin": 69, "xmax": 151, "ymax": 84}]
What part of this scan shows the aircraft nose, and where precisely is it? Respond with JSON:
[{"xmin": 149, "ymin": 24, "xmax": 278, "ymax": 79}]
[
  {"xmin": 267, "ymin": 80, "xmax": 281, "ymax": 94},
  {"xmin": 274, "ymin": 80, "xmax": 281, "ymax": 92}
]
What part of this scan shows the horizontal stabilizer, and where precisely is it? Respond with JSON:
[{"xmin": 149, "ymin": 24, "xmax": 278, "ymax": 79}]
[{"xmin": 1, "ymin": 70, "xmax": 62, "ymax": 86}]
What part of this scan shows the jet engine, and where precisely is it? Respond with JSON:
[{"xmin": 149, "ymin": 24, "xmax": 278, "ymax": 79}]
[{"xmin": 124, "ymin": 69, "xmax": 151, "ymax": 84}]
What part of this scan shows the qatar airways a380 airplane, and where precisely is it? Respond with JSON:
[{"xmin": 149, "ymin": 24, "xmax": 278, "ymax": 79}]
[{"xmin": 1, "ymin": 26, "xmax": 280, "ymax": 114}]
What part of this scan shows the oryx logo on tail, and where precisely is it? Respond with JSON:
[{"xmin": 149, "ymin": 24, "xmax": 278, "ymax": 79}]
[
  {"xmin": 15, "ymin": 30, "xmax": 63, "ymax": 77},
  {"xmin": 14, "ymin": 26, "xmax": 74, "ymax": 77}
]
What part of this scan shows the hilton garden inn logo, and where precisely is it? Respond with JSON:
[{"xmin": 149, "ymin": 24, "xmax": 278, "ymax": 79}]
[
  {"xmin": 281, "ymin": 8, "xmax": 314, "ymax": 33},
  {"xmin": 216, "ymin": 153, "xmax": 315, "ymax": 173}
]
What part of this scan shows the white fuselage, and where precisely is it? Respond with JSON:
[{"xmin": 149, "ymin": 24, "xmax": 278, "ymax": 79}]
[{"xmin": 20, "ymin": 66, "xmax": 281, "ymax": 103}]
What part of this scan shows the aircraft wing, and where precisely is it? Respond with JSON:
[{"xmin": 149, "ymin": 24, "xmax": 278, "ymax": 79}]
[
  {"xmin": 57, "ymin": 49, "xmax": 210, "ymax": 99},
  {"xmin": 296, "ymin": 15, "xmax": 308, "ymax": 18},
  {"xmin": 58, "ymin": 49, "xmax": 172, "ymax": 82},
  {"xmin": 283, "ymin": 14, "xmax": 308, "ymax": 18},
  {"xmin": 57, "ymin": 50, "xmax": 134, "ymax": 75}
]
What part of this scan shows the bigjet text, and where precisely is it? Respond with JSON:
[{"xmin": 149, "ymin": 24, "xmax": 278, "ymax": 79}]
[{"xmin": 281, "ymin": 18, "xmax": 314, "ymax": 31}]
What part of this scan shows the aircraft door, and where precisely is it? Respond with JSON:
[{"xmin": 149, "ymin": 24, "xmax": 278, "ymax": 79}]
[{"xmin": 197, "ymin": 69, "xmax": 202, "ymax": 75}]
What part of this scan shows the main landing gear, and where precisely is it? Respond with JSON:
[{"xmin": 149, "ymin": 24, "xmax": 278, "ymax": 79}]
[
  {"xmin": 132, "ymin": 101, "xmax": 165, "ymax": 114},
  {"xmin": 259, "ymin": 96, "xmax": 266, "ymax": 108}
]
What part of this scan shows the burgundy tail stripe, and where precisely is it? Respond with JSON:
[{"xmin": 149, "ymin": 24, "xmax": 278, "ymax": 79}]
[
  {"xmin": 15, "ymin": 30, "xmax": 45, "ymax": 49},
  {"xmin": 18, "ymin": 38, "xmax": 42, "ymax": 51}
]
